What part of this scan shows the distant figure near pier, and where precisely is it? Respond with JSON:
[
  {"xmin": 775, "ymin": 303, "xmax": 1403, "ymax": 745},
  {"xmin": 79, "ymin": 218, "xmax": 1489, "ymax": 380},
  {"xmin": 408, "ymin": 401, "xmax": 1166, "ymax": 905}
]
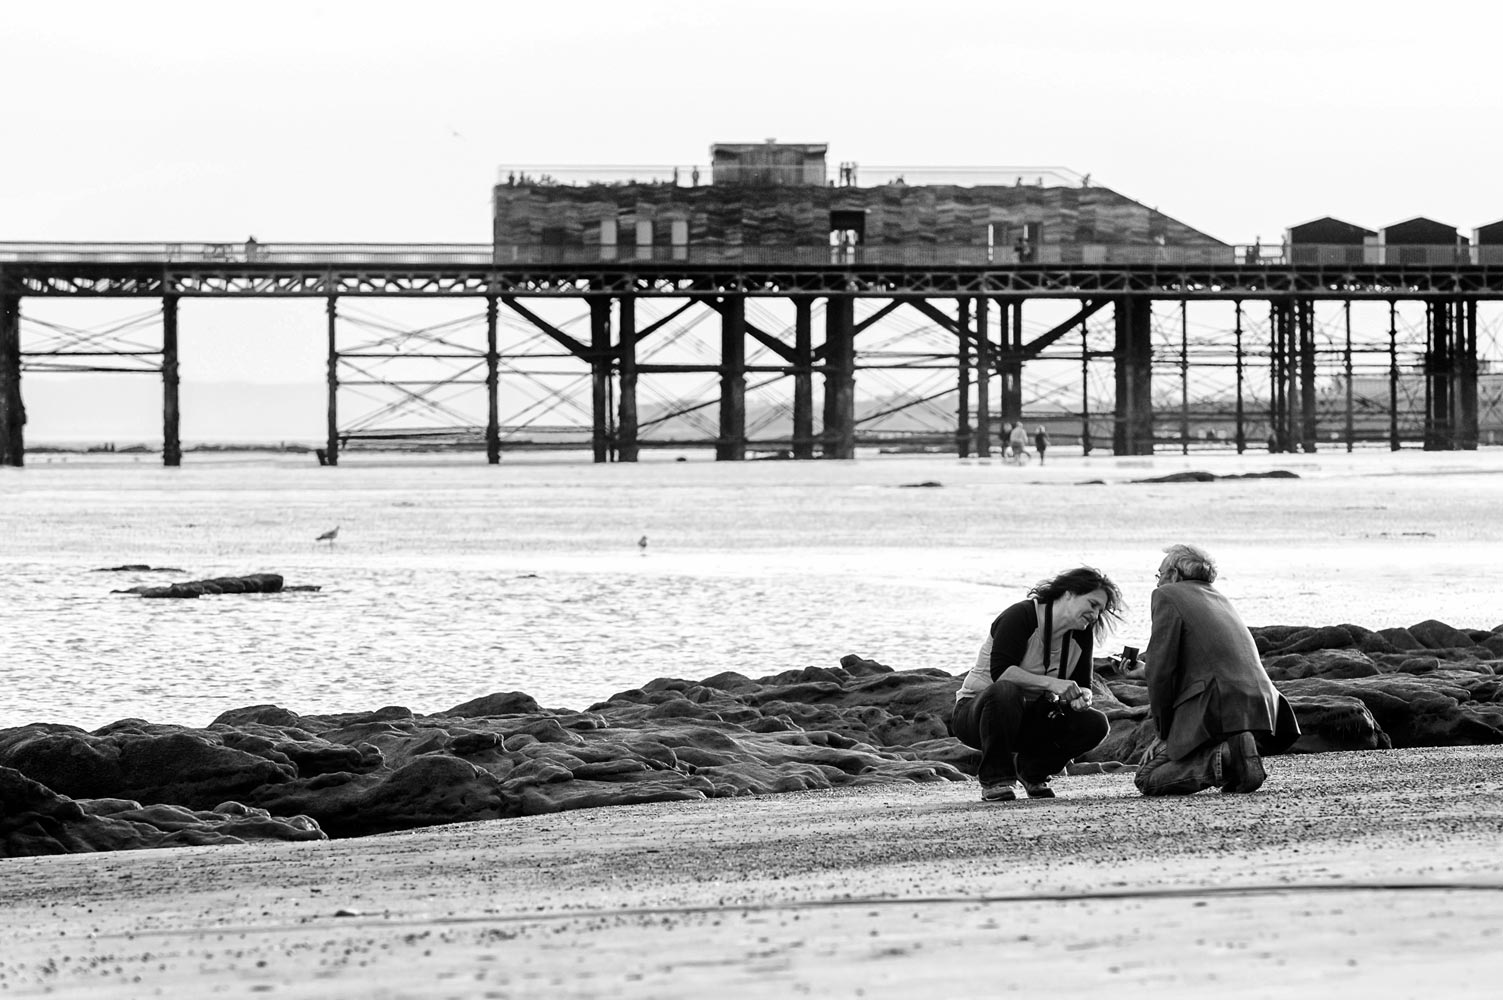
[{"xmin": 316, "ymin": 526, "xmax": 339, "ymax": 545}]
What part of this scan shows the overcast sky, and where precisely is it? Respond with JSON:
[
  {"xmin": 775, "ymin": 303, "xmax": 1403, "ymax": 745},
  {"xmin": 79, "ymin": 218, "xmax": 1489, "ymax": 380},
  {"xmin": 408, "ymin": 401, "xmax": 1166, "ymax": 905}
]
[
  {"xmin": 5, "ymin": 1, "xmax": 1499, "ymax": 441},
  {"xmin": 7, "ymin": 0, "xmax": 1499, "ymax": 244}
]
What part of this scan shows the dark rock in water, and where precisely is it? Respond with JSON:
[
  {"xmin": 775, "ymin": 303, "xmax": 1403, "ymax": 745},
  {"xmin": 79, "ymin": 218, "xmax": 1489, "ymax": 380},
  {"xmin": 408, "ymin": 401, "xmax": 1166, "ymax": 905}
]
[
  {"xmin": 0, "ymin": 765, "xmax": 323, "ymax": 857},
  {"xmin": 1135, "ymin": 470, "xmax": 1218, "ymax": 483},
  {"xmin": 112, "ymin": 573, "xmax": 288, "ymax": 598},
  {"xmin": 93, "ymin": 564, "xmax": 186, "ymax": 573},
  {"xmin": 1130, "ymin": 470, "xmax": 1299, "ymax": 484}
]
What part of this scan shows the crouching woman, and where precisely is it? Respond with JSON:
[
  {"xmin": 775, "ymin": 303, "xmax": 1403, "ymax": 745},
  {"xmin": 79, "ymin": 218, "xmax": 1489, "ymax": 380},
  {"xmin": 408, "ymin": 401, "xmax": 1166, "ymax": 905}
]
[{"xmin": 951, "ymin": 567, "xmax": 1124, "ymax": 802}]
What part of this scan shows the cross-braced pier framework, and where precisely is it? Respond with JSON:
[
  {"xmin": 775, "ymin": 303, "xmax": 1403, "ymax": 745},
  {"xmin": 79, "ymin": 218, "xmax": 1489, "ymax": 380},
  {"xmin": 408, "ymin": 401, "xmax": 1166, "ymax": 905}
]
[{"xmin": 2, "ymin": 252, "xmax": 1500, "ymax": 466}]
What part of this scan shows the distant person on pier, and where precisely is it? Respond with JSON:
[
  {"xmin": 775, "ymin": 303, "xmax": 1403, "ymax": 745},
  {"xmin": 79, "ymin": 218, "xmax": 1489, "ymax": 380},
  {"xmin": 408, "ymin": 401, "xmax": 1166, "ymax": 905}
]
[
  {"xmin": 951, "ymin": 567, "xmax": 1123, "ymax": 802},
  {"xmin": 1135, "ymin": 544, "xmax": 1300, "ymax": 796},
  {"xmin": 1034, "ymin": 424, "xmax": 1050, "ymax": 465},
  {"xmin": 1008, "ymin": 422, "xmax": 1028, "ymax": 460}
]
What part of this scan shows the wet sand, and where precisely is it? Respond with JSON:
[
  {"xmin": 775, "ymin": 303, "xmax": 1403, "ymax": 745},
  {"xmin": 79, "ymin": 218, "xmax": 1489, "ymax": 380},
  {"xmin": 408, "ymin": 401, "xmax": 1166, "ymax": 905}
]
[{"xmin": 4, "ymin": 745, "xmax": 1502, "ymax": 998}]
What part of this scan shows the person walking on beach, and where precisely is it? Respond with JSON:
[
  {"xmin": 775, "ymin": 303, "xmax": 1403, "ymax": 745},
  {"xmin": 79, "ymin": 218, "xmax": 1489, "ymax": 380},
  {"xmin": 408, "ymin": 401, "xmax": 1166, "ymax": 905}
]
[
  {"xmin": 1008, "ymin": 422, "xmax": 1028, "ymax": 461},
  {"xmin": 951, "ymin": 567, "xmax": 1123, "ymax": 802},
  {"xmin": 1135, "ymin": 544, "xmax": 1300, "ymax": 796},
  {"xmin": 1034, "ymin": 424, "xmax": 1050, "ymax": 465}
]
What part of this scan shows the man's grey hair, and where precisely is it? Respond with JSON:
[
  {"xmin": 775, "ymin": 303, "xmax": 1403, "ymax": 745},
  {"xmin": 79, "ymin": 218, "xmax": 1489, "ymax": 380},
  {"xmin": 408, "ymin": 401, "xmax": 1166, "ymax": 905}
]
[{"xmin": 1163, "ymin": 543, "xmax": 1217, "ymax": 582}]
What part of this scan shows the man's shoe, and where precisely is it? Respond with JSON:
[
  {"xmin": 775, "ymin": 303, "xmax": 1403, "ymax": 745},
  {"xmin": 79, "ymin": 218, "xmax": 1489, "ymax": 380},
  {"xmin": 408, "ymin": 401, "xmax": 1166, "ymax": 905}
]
[
  {"xmin": 1220, "ymin": 731, "xmax": 1266, "ymax": 793},
  {"xmin": 981, "ymin": 782, "xmax": 1018, "ymax": 802},
  {"xmin": 1021, "ymin": 778, "xmax": 1056, "ymax": 799}
]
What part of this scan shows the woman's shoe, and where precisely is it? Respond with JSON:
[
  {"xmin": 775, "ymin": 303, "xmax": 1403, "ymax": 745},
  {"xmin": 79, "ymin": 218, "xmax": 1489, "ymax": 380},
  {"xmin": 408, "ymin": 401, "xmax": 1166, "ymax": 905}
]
[{"xmin": 981, "ymin": 782, "xmax": 1018, "ymax": 802}]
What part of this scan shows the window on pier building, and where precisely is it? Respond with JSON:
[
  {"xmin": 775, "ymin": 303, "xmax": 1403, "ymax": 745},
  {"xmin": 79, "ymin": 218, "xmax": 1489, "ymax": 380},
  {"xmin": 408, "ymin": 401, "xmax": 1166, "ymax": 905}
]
[
  {"xmin": 599, "ymin": 218, "xmax": 618, "ymax": 261},
  {"xmin": 830, "ymin": 209, "xmax": 865, "ymax": 257},
  {"xmin": 541, "ymin": 226, "xmax": 567, "ymax": 263}
]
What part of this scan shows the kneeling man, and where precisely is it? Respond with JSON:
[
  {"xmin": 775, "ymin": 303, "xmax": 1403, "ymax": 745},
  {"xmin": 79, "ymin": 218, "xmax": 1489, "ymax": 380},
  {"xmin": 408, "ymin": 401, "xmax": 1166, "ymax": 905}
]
[{"xmin": 1136, "ymin": 543, "xmax": 1300, "ymax": 796}]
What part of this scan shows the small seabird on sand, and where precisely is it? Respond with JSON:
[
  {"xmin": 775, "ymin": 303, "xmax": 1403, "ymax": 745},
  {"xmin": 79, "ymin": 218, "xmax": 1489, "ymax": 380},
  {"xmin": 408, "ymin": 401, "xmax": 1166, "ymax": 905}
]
[
  {"xmin": 638, "ymin": 535, "xmax": 648, "ymax": 553},
  {"xmin": 316, "ymin": 526, "xmax": 340, "ymax": 545}
]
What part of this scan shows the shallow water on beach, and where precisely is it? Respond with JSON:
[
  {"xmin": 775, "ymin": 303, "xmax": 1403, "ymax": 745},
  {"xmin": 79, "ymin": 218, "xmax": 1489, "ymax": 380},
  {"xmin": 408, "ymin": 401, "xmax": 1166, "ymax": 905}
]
[{"xmin": 3, "ymin": 447, "xmax": 1502, "ymax": 730}]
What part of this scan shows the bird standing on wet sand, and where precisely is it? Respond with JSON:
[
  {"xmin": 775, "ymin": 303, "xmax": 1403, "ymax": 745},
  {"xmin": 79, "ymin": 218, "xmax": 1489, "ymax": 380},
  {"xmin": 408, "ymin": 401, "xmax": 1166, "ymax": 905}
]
[
  {"xmin": 638, "ymin": 535, "xmax": 648, "ymax": 553},
  {"xmin": 317, "ymin": 526, "xmax": 340, "ymax": 545}
]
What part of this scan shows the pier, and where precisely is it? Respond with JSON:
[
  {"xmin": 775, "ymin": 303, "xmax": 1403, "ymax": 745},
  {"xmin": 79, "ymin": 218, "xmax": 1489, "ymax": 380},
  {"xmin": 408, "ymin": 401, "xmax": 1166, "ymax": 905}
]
[{"xmin": 2, "ymin": 154, "xmax": 1501, "ymax": 466}]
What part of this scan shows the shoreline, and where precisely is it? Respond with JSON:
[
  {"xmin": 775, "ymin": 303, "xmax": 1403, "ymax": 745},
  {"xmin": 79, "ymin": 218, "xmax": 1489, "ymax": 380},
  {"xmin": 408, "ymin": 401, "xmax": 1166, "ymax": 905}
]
[{"xmin": 4, "ymin": 745, "xmax": 1502, "ymax": 997}]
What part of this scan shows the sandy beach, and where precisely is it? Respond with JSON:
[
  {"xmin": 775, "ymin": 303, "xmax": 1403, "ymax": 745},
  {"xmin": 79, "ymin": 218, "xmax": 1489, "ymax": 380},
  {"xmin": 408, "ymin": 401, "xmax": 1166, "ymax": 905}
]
[
  {"xmin": 5, "ymin": 448, "xmax": 1503, "ymax": 996},
  {"xmin": 4, "ymin": 744, "xmax": 1502, "ymax": 998}
]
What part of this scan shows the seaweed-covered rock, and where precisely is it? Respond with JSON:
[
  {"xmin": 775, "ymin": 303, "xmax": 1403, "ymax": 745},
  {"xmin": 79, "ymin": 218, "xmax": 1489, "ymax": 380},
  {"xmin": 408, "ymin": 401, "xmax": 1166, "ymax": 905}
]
[
  {"xmin": 0, "ymin": 766, "xmax": 322, "ymax": 857},
  {"xmin": 3, "ymin": 619, "xmax": 1499, "ymax": 855}
]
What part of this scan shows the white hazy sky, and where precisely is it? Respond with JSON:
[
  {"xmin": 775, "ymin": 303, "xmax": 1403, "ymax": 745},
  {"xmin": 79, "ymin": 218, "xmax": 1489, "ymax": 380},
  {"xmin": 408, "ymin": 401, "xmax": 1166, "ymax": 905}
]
[{"xmin": 4, "ymin": 0, "xmax": 1501, "ymax": 441}]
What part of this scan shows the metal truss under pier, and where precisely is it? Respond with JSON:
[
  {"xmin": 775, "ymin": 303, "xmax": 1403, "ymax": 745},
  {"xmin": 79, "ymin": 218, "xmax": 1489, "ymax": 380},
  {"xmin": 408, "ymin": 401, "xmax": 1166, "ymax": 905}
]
[{"xmin": 1, "ymin": 244, "xmax": 1499, "ymax": 466}]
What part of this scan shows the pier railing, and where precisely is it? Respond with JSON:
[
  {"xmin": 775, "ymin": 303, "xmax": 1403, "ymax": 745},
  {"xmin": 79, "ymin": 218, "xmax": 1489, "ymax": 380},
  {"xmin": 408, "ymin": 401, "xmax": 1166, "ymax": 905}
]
[
  {"xmin": 0, "ymin": 241, "xmax": 1493, "ymax": 268},
  {"xmin": 495, "ymin": 164, "xmax": 1093, "ymax": 188}
]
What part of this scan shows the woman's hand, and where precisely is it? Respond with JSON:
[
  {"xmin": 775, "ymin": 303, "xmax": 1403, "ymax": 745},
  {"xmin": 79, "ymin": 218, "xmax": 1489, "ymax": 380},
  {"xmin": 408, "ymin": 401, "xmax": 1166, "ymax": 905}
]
[{"xmin": 1053, "ymin": 679, "xmax": 1093, "ymax": 710}]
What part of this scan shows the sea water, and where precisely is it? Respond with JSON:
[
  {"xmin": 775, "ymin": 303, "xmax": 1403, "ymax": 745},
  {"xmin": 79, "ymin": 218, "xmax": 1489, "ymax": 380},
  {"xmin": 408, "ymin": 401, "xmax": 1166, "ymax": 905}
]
[{"xmin": 3, "ymin": 447, "xmax": 1501, "ymax": 731}]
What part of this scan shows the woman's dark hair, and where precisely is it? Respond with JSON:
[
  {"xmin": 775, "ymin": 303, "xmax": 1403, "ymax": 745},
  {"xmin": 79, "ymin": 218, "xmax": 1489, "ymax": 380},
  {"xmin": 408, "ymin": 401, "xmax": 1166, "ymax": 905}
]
[{"xmin": 1028, "ymin": 566, "xmax": 1124, "ymax": 638}]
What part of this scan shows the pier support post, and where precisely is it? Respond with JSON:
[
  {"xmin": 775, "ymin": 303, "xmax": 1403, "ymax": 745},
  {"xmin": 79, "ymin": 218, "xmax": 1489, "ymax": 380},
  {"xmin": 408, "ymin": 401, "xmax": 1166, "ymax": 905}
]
[
  {"xmin": 162, "ymin": 295, "xmax": 181, "ymax": 467},
  {"xmin": 1387, "ymin": 301, "xmax": 1400, "ymax": 451},
  {"xmin": 485, "ymin": 294, "xmax": 500, "ymax": 464},
  {"xmin": 972, "ymin": 297, "xmax": 991, "ymax": 457},
  {"xmin": 0, "ymin": 296, "xmax": 22, "ymax": 467},
  {"xmin": 1233, "ymin": 300, "xmax": 1247, "ymax": 453},
  {"xmin": 1423, "ymin": 300, "xmax": 1451, "ymax": 450},
  {"xmin": 325, "ymin": 296, "xmax": 339, "ymax": 466},
  {"xmin": 1457, "ymin": 299, "xmax": 1479, "ymax": 450},
  {"xmin": 1112, "ymin": 297, "xmax": 1153, "ymax": 455},
  {"xmin": 590, "ymin": 297, "xmax": 611, "ymax": 463},
  {"xmin": 1424, "ymin": 298, "xmax": 1476, "ymax": 451},
  {"xmin": 716, "ymin": 296, "xmax": 746, "ymax": 461},
  {"xmin": 618, "ymin": 295, "xmax": 639, "ymax": 462},
  {"xmin": 822, "ymin": 296, "xmax": 855, "ymax": 459},
  {"xmin": 1297, "ymin": 298, "xmax": 1317, "ymax": 452},
  {"xmin": 1343, "ymin": 301, "xmax": 1355, "ymax": 452},
  {"xmin": 1269, "ymin": 300, "xmax": 1292, "ymax": 452},
  {"xmin": 955, "ymin": 299, "xmax": 971, "ymax": 458},
  {"xmin": 792, "ymin": 297, "xmax": 814, "ymax": 459},
  {"xmin": 998, "ymin": 300, "xmax": 1023, "ymax": 444}
]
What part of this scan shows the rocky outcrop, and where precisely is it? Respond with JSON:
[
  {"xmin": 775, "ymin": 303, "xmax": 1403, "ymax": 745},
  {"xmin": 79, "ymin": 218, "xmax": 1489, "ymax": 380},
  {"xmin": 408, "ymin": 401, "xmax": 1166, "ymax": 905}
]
[
  {"xmin": 1095, "ymin": 620, "xmax": 1503, "ymax": 759},
  {"xmin": 0, "ymin": 766, "xmax": 323, "ymax": 857},
  {"xmin": 1, "ymin": 620, "xmax": 1499, "ymax": 855},
  {"xmin": 92, "ymin": 564, "xmax": 186, "ymax": 573},
  {"xmin": 1129, "ymin": 470, "xmax": 1301, "ymax": 484},
  {"xmin": 111, "ymin": 573, "xmax": 292, "ymax": 598}
]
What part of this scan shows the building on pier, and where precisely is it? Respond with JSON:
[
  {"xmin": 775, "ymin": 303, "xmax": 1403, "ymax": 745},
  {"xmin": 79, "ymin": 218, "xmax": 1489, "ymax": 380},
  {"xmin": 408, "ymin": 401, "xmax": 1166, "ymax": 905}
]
[{"xmin": 493, "ymin": 140, "xmax": 1228, "ymax": 267}]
